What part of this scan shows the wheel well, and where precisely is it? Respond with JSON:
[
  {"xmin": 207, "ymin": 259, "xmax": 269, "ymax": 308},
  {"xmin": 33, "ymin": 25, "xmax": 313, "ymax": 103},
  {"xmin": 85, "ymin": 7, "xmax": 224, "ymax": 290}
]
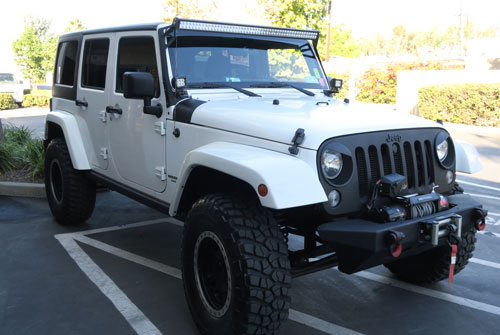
[
  {"xmin": 176, "ymin": 166, "xmax": 259, "ymax": 219},
  {"xmin": 45, "ymin": 122, "xmax": 64, "ymax": 148}
]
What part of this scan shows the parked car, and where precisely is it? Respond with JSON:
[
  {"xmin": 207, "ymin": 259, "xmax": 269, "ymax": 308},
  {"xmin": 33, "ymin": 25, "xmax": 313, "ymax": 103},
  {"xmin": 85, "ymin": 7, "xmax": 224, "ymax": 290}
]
[
  {"xmin": 45, "ymin": 18, "xmax": 488, "ymax": 335},
  {"xmin": 0, "ymin": 73, "xmax": 25, "ymax": 106}
]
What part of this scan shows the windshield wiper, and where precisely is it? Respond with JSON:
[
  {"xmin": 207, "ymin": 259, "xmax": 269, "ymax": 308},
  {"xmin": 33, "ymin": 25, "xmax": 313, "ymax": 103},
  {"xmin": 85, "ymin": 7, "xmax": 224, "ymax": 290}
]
[
  {"xmin": 186, "ymin": 82, "xmax": 261, "ymax": 97},
  {"xmin": 250, "ymin": 82, "xmax": 315, "ymax": 97}
]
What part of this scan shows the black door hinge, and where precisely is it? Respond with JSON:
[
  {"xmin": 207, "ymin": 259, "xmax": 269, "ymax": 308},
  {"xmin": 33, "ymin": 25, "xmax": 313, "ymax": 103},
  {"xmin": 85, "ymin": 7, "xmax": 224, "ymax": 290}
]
[{"xmin": 288, "ymin": 128, "xmax": 305, "ymax": 155}]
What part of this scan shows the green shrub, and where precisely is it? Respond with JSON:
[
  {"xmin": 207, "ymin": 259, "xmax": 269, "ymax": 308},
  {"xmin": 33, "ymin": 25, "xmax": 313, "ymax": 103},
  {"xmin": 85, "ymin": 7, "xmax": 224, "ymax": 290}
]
[
  {"xmin": 23, "ymin": 137, "xmax": 45, "ymax": 180},
  {"xmin": 0, "ymin": 125, "xmax": 45, "ymax": 180},
  {"xmin": 356, "ymin": 60, "xmax": 465, "ymax": 104},
  {"xmin": 0, "ymin": 93, "xmax": 17, "ymax": 110},
  {"xmin": 418, "ymin": 83, "xmax": 500, "ymax": 127},
  {"xmin": 22, "ymin": 90, "xmax": 51, "ymax": 107},
  {"xmin": 326, "ymin": 71, "xmax": 350, "ymax": 100}
]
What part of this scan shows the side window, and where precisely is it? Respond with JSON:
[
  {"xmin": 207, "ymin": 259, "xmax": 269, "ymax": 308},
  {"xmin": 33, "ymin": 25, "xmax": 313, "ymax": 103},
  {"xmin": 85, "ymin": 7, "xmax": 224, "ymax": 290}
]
[
  {"xmin": 55, "ymin": 41, "xmax": 78, "ymax": 86},
  {"xmin": 82, "ymin": 39, "xmax": 110, "ymax": 90},
  {"xmin": 116, "ymin": 37, "xmax": 159, "ymax": 97}
]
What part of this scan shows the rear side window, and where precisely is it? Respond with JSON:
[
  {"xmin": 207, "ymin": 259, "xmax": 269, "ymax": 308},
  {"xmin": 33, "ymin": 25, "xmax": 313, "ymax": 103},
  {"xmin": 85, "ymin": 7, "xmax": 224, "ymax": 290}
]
[
  {"xmin": 55, "ymin": 41, "xmax": 78, "ymax": 86},
  {"xmin": 82, "ymin": 39, "xmax": 110, "ymax": 90},
  {"xmin": 116, "ymin": 36, "xmax": 159, "ymax": 96}
]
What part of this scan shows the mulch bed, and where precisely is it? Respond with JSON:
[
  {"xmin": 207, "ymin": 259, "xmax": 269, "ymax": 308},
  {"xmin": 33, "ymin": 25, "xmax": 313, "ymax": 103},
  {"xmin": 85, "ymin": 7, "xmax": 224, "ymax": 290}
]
[{"xmin": 0, "ymin": 169, "xmax": 44, "ymax": 184}]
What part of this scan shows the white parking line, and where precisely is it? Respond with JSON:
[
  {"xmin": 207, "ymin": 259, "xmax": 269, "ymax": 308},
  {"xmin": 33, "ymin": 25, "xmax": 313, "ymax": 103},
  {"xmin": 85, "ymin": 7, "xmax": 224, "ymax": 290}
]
[
  {"xmin": 354, "ymin": 271, "xmax": 500, "ymax": 316},
  {"xmin": 55, "ymin": 234, "xmax": 162, "ymax": 335},
  {"xmin": 470, "ymin": 258, "xmax": 500, "ymax": 270},
  {"xmin": 457, "ymin": 179, "xmax": 500, "ymax": 193},
  {"xmin": 466, "ymin": 193, "xmax": 500, "ymax": 201},
  {"xmin": 478, "ymin": 230, "xmax": 500, "ymax": 238},
  {"xmin": 57, "ymin": 221, "xmax": 362, "ymax": 335}
]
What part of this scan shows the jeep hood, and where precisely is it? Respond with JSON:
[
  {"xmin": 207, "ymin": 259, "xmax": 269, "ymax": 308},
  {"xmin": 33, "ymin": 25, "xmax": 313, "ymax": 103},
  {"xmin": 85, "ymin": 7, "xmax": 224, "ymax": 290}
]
[{"xmin": 190, "ymin": 97, "xmax": 443, "ymax": 150}]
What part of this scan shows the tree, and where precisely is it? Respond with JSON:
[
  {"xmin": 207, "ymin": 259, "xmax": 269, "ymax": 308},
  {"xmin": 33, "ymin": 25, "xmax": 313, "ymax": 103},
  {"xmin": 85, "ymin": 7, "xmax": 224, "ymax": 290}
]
[
  {"xmin": 260, "ymin": 0, "xmax": 329, "ymax": 57},
  {"xmin": 327, "ymin": 26, "xmax": 360, "ymax": 58},
  {"xmin": 163, "ymin": 0, "xmax": 219, "ymax": 22},
  {"xmin": 12, "ymin": 17, "xmax": 57, "ymax": 83},
  {"xmin": 65, "ymin": 18, "xmax": 86, "ymax": 33}
]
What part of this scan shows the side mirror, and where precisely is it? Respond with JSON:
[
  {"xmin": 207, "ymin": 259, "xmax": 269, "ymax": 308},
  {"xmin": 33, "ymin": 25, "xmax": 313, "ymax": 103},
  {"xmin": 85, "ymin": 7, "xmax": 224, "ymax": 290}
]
[{"xmin": 123, "ymin": 72, "xmax": 162, "ymax": 118}]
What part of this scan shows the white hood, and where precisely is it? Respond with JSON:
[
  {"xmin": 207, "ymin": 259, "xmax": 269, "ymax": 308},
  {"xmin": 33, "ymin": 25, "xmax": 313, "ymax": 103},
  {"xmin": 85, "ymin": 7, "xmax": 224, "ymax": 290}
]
[{"xmin": 190, "ymin": 95, "xmax": 443, "ymax": 150}]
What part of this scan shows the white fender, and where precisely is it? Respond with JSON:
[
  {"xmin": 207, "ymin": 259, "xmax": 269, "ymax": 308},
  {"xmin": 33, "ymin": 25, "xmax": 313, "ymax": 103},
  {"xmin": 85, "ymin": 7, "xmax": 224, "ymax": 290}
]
[
  {"xmin": 169, "ymin": 142, "xmax": 327, "ymax": 216},
  {"xmin": 454, "ymin": 140, "xmax": 482, "ymax": 174},
  {"xmin": 45, "ymin": 111, "xmax": 91, "ymax": 170}
]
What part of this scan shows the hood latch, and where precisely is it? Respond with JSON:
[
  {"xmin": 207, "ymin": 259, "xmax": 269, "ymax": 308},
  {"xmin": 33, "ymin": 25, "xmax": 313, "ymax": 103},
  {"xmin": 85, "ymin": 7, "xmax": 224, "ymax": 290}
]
[{"xmin": 288, "ymin": 128, "xmax": 305, "ymax": 155}]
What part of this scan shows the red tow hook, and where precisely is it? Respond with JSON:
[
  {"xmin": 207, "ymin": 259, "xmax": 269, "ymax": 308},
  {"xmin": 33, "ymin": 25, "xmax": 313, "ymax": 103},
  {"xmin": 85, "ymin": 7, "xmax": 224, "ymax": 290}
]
[
  {"xmin": 474, "ymin": 208, "xmax": 488, "ymax": 231},
  {"xmin": 388, "ymin": 230, "xmax": 406, "ymax": 258}
]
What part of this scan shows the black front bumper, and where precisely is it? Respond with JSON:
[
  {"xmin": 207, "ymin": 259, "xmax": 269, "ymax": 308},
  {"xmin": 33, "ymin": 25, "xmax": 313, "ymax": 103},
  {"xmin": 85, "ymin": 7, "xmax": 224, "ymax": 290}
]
[{"xmin": 317, "ymin": 194, "xmax": 485, "ymax": 274}]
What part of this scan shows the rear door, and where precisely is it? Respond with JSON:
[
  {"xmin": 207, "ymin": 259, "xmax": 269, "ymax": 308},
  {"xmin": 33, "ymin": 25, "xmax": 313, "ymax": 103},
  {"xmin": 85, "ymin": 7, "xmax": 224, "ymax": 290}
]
[
  {"xmin": 106, "ymin": 32, "xmax": 167, "ymax": 192},
  {"xmin": 76, "ymin": 34, "xmax": 113, "ymax": 170}
]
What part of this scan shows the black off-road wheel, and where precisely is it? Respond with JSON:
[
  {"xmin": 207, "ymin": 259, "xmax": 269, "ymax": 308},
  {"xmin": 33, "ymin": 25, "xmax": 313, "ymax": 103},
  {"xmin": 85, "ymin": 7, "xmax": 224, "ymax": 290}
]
[
  {"xmin": 181, "ymin": 194, "xmax": 291, "ymax": 335},
  {"xmin": 45, "ymin": 138, "xmax": 95, "ymax": 225},
  {"xmin": 384, "ymin": 227, "xmax": 477, "ymax": 284}
]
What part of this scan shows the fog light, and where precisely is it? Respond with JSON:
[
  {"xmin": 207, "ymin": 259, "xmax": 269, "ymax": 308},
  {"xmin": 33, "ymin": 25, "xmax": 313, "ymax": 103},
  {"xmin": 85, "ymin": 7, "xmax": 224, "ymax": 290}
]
[
  {"xmin": 446, "ymin": 170, "xmax": 454, "ymax": 184},
  {"xmin": 328, "ymin": 190, "xmax": 341, "ymax": 207}
]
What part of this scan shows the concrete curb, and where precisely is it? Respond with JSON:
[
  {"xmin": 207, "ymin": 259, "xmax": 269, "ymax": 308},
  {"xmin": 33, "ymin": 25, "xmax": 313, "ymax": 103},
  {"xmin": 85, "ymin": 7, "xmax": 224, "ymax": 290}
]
[{"xmin": 0, "ymin": 181, "xmax": 46, "ymax": 198}]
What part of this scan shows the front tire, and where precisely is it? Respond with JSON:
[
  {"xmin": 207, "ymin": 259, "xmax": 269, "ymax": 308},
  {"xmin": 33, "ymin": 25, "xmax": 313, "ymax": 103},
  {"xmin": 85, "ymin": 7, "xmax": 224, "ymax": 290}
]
[
  {"xmin": 384, "ymin": 227, "xmax": 477, "ymax": 284},
  {"xmin": 181, "ymin": 194, "xmax": 291, "ymax": 335},
  {"xmin": 45, "ymin": 138, "xmax": 95, "ymax": 225}
]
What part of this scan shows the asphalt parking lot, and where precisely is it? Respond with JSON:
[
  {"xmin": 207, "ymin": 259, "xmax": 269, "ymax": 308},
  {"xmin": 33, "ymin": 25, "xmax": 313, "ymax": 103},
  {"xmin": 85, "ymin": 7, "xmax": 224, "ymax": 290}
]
[{"xmin": 1, "ymin": 175, "xmax": 500, "ymax": 335}]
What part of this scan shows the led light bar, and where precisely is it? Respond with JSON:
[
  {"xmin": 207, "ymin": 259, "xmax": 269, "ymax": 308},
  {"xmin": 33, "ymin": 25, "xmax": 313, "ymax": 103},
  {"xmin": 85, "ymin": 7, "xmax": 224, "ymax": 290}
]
[{"xmin": 176, "ymin": 18, "xmax": 319, "ymax": 44}]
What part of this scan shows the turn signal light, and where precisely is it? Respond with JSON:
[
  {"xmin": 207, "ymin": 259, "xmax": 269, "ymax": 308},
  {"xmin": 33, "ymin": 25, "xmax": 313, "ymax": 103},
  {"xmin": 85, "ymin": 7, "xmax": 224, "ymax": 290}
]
[{"xmin": 258, "ymin": 184, "xmax": 268, "ymax": 197}]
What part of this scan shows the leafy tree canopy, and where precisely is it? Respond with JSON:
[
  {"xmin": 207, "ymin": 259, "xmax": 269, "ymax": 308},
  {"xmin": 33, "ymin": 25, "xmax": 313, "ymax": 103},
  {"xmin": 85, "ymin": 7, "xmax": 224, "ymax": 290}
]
[
  {"xmin": 163, "ymin": 0, "xmax": 219, "ymax": 22},
  {"xmin": 12, "ymin": 17, "xmax": 57, "ymax": 82},
  {"xmin": 65, "ymin": 18, "xmax": 86, "ymax": 33}
]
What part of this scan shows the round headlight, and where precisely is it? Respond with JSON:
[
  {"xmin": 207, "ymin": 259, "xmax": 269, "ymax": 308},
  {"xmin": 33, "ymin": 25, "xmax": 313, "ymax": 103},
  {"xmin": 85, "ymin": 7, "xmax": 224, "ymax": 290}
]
[
  {"xmin": 321, "ymin": 149, "xmax": 343, "ymax": 179},
  {"xmin": 436, "ymin": 138, "xmax": 449, "ymax": 161}
]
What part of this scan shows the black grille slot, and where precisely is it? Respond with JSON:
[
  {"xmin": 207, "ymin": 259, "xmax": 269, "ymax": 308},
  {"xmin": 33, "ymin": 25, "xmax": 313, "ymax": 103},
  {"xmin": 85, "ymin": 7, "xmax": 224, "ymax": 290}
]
[
  {"xmin": 425, "ymin": 140, "xmax": 435, "ymax": 184},
  {"xmin": 368, "ymin": 145, "xmax": 381, "ymax": 183},
  {"xmin": 356, "ymin": 147, "xmax": 369, "ymax": 196},
  {"xmin": 414, "ymin": 141, "xmax": 425, "ymax": 186},
  {"xmin": 381, "ymin": 144, "xmax": 392, "ymax": 175},
  {"xmin": 393, "ymin": 143, "xmax": 404, "ymax": 176},
  {"xmin": 404, "ymin": 141, "xmax": 415, "ymax": 189}
]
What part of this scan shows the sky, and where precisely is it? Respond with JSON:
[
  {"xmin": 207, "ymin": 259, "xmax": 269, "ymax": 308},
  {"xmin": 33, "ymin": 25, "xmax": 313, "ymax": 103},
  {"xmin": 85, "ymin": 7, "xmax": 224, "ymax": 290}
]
[{"xmin": 2, "ymin": 0, "xmax": 500, "ymax": 74}]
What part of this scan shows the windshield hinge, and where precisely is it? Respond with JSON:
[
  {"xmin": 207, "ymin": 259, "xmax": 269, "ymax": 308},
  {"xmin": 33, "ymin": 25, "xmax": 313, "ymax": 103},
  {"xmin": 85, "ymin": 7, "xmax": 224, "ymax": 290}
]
[{"xmin": 289, "ymin": 128, "xmax": 305, "ymax": 155}]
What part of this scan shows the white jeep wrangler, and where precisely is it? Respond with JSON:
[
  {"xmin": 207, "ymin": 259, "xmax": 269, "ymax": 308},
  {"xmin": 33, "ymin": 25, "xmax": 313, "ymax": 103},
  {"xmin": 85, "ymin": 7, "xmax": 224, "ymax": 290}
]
[{"xmin": 45, "ymin": 18, "xmax": 487, "ymax": 335}]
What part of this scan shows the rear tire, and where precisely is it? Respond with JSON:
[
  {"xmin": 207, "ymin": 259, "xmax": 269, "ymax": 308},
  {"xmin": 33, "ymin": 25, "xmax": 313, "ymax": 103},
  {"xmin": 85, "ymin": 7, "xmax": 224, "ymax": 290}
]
[
  {"xmin": 181, "ymin": 194, "xmax": 291, "ymax": 335},
  {"xmin": 384, "ymin": 227, "xmax": 477, "ymax": 284},
  {"xmin": 45, "ymin": 138, "xmax": 95, "ymax": 225}
]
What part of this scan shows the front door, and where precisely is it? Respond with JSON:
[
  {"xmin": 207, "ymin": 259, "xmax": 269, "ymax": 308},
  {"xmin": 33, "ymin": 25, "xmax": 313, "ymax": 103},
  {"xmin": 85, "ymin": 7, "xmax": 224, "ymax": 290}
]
[
  {"xmin": 77, "ymin": 34, "xmax": 113, "ymax": 170},
  {"xmin": 107, "ymin": 32, "xmax": 167, "ymax": 193}
]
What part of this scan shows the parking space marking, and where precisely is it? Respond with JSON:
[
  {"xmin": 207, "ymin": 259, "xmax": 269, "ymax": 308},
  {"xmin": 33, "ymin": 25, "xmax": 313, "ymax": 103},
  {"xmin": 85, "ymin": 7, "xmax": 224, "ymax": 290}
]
[
  {"xmin": 55, "ymin": 234, "xmax": 162, "ymax": 335},
  {"xmin": 466, "ymin": 193, "xmax": 500, "ymax": 201},
  {"xmin": 478, "ymin": 230, "xmax": 500, "ymax": 238},
  {"xmin": 57, "ymin": 221, "xmax": 363, "ymax": 335},
  {"xmin": 354, "ymin": 271, "xmax": 500, "ymax": 316},
  {"xmin": 470, "ymin": 258, "xmax": 500, "ymax": 270},
  {"xmin": 289, "ymin": 309, "xmax": 362, "ymax": 335},
  {"xmin": 457, "ymin": 179, "xmax": 500, "ymax": 193}
]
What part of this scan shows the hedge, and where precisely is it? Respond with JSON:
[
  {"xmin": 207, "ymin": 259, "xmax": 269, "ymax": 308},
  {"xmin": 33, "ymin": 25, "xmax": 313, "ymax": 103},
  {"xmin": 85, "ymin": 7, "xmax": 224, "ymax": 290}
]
[
  {"xmin": 356, "ymin": 60, "xmax": 465, "ymax": 104},
  {"xmin": 0, "ymin": 93, "xmax": 17, "ymax": 110},
  {"xmin": 22, "ymin": 90, "xmax": 51, "ymax": 108},
  {"xmin": 418, "ymin": 83, "xmax": 500, "ymax": 127}
]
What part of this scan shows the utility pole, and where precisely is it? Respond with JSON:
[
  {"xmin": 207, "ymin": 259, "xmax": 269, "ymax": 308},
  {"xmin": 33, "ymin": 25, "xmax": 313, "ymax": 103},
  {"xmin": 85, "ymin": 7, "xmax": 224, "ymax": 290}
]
[
  {"xmin": 459, "ymin": 0, "xmax": 464, "ymax": 56},
  {"xmin": 325, "ymin": 0, "xmax": 332, "ymax": 61}
]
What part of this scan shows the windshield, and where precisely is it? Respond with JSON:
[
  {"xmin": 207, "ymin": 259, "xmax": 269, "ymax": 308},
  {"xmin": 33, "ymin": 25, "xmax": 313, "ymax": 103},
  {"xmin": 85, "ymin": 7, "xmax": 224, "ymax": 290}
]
[
  {"xmin": 0, "ymin": 73, "xmax": 17, "ymax": 84},
  {"xmin": 168, "ymin": 35, "xmax": 328, "ymax": 90}
]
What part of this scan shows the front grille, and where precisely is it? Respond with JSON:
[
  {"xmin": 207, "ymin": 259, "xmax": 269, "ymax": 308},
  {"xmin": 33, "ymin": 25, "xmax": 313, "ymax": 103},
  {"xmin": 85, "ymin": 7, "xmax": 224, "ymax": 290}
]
[{"xmin": 356, "ymin": 140, "xmax": 435, "ymax": 197}]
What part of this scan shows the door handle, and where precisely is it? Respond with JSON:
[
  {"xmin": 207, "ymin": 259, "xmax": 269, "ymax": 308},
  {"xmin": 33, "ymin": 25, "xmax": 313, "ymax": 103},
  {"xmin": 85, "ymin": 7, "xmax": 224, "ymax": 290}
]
[
  {"xmin": 75, "ymin": 99, "xmax": 88, "ymax": 107},
  {"xmin": 106, "ymin": 106, "xmax": 123, "ymax": 115}
]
